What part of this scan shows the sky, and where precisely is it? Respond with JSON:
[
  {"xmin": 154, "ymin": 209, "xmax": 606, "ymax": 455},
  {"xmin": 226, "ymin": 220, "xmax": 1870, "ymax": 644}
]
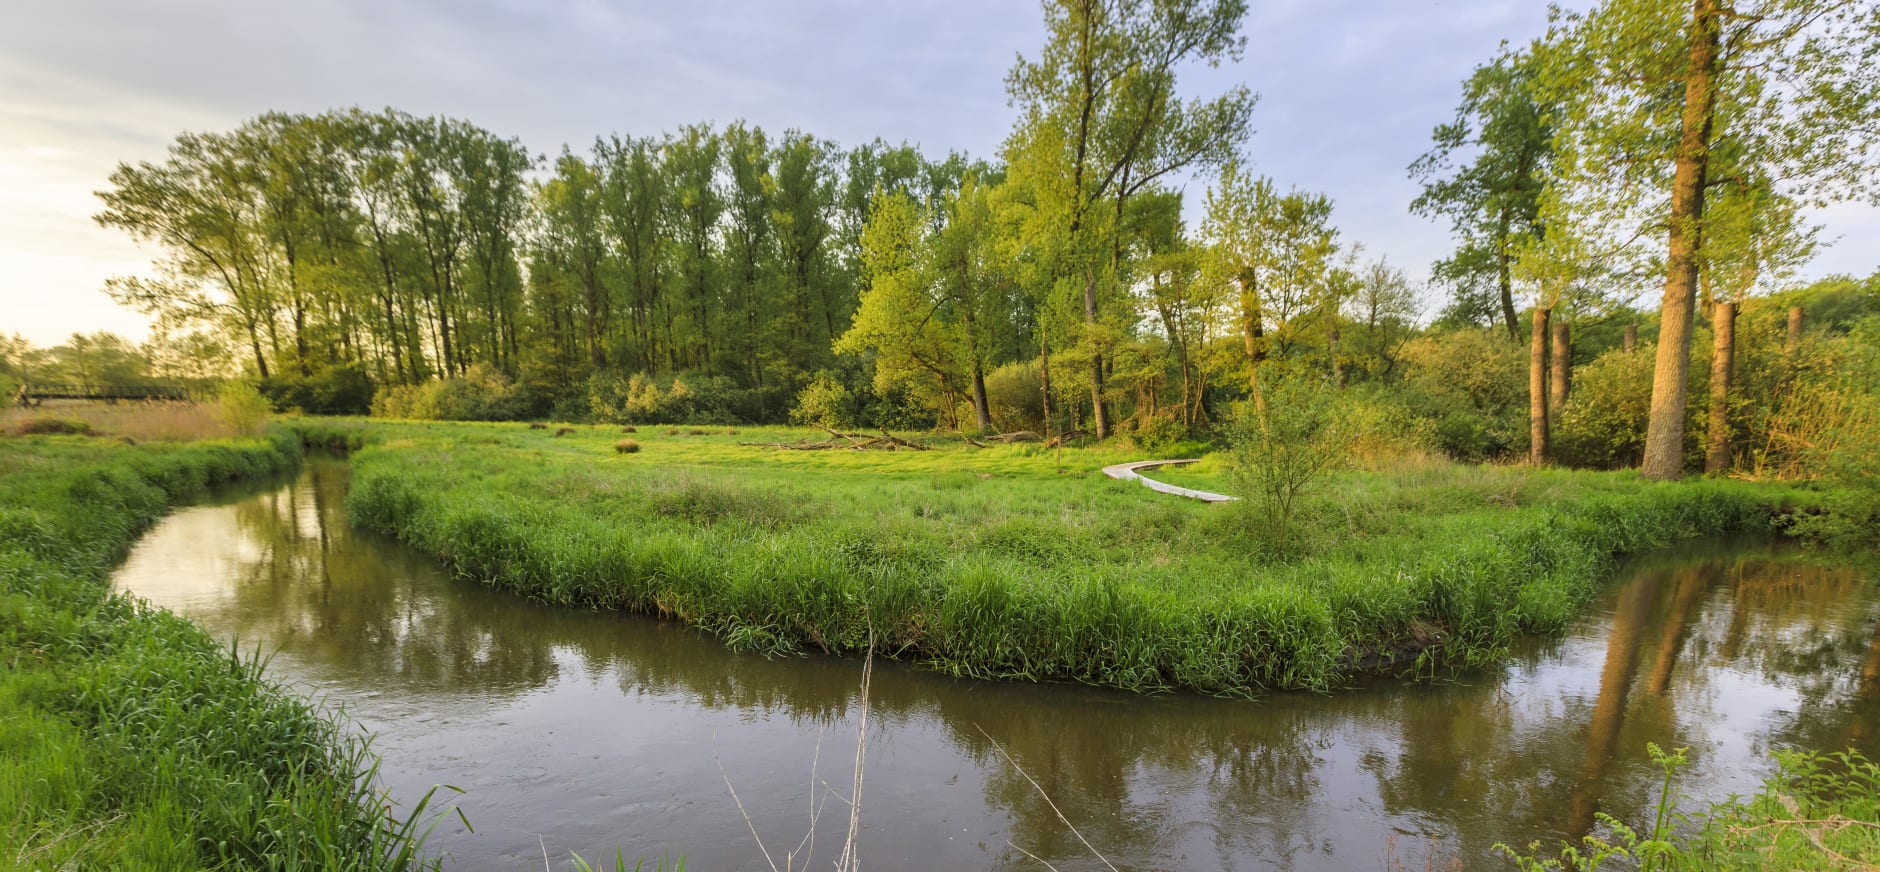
[{"xmin": 3, "ymin": 0, "xmax": 1877, "ymax": 348}]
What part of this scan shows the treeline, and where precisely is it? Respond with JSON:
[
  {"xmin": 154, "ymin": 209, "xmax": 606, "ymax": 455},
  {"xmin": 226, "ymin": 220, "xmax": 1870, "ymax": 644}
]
[
  {"xmin": 95, "ymin": 0, "xmax": 1416, "ymax": 440},
  {"xmin": 91, "ymin": 0, "xmax": 1880, "ymax": 479}
]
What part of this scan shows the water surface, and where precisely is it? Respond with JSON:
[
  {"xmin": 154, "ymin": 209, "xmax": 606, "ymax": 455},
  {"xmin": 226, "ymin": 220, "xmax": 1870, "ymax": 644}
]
[{"xmin": 114, "ymin": 460, "xmax": 1880, "ymax": 870}]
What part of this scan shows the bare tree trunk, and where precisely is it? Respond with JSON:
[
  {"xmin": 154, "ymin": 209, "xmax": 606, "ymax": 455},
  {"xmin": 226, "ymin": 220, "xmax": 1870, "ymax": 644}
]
[
  {"xmin": 1786, "ymin": 305, "xmax": 1804, "ymax": 356},
  {"xmin": 1039, "ymin": 332, "xmax": 1055, "ymax": 439},
  {"xmin": 1329, "ymin": 327, "xmax": 1343, "ymax": 386},
  {"xmin": 1084, "ymin": 270, "xmax": 1109, "ymax": 439},
  {"xmin": 1640, "ymin": 0, "xmax": 1721, "ymax": 481},
  {"xmin": 1705, "ymin": 300, "xmax": 1736, "ymax": 474},
  {"xmin": 1239, "ymin": 273, "xmax": 1266, "ymax": 414},
  {"xmin": 1549, "ymin": 319, "xmax": 1572, "ymax": 413},
  {"xmin": 970, "ymin": 359, "xmax": 991, "ymax": 432},
  {"xmin": 1623, "ymin": 323, "xmax": 1638, "ymax": 354},
  {"xmin": 1530, "ymin": 305, "xmax": 1550, "ymax": 466}
]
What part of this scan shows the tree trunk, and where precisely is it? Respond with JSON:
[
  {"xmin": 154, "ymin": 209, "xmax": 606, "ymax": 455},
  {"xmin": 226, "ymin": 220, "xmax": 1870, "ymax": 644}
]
[
  {"xmin": 1529, "ymin": 305, "xmax": 1550, "ymax": 466},
  {"xmin": 970, "ymin": 359, "xmax": 991, "ymax": 432},
  {"xmin": 1083, "ymin": 270, "xmax": 1109, "ymax": 439},
  {"xmin": 1704, "ymin": 300, "xmax": 1736, "ymax": 474},
  {"xmin": 1640, "ymin": 0, "xmax": 1721, "ymax": 481},
  {"xmin": 1623, "ymin": 323, "xmax": 1638, "ymax": 354},
  {"xmin": 1786, "ymin": 305, "xmax": 1804, "ymax": 356},
  {"xmin": 1496, "ymin": 216, "xmax": 1519, "ymax": 341},
  {"xmin": 1329, "ymin": 327, "xmax": 1343, "ymax": 386},
  {"xmin": 1039, "ymin": 332, "xmax": 1055, "ymax": 439},
  {"xmin": 1239, "ymin": 272, "xmax": 1266, "ymax": 414},
  {"xmin": 1549, "ymin": 319, "xmax": 1571, "ymax": 413}
]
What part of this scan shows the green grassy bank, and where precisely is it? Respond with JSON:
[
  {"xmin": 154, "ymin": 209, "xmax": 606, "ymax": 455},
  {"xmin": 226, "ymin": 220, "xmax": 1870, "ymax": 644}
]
[
  {"xmin": 329, "ymin": 420, "xmax": 1806, "ymax": 695},
  {"xmin": 0, "ymin": 430, "xmax": 436, "ymax": 870}
]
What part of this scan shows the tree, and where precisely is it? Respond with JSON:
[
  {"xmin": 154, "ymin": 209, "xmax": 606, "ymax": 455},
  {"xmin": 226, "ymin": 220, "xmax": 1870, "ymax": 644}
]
[
  {"xmin": 1411, "ymin": 47, "xmax": 1553, "ymax": 341},
  {"xmin": 836, "ymin": 191, "xmax": 969, "ymax": 427},
  {"xmin": 1542, "ymin": 0, "xmax": 1880, "ymax": 479},
  {"xmin": 1005, "ymin": 0, "xmax": 1255, "ymax": 438}
]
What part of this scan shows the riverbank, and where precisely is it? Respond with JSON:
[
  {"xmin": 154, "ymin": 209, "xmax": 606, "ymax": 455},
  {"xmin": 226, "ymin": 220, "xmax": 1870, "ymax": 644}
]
[
  {"xmin": 318, "ymin": 419, "xmax": 1812, "ymax": 694},
  {"xmin": 0, "ymin": 430, "xmax": 437, "ymax": 869}
]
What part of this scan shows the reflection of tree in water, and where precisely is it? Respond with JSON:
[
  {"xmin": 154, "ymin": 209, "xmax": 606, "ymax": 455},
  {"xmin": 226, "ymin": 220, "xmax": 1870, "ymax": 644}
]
[
  {"xmin": 154, "ymin": 478, "xmax": 1880, "ymax": 870},
  {"xmin": 219, "ymin": 462, "xmax": 562, "ymax": 696}
]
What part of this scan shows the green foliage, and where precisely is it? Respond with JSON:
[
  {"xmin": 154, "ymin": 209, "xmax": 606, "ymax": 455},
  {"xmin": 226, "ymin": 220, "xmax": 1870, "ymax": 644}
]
[
  {"xmin": 588, "ymin": 371, "xmax": 741, "ymax": 425},
  {"xmin": 216, "ymin": 379, "xmax": 272, "ymax": 436},
  {"xmin": 1500, "ymin": 745, "xmax": 1880, "ymax": 871},
  {"xmin": 789, "ymin": 371, "xmax": 858, "ymax": 430},
  {"xmin": 1224, "ymin": 377, "xmax": 1355, "ymax": 546},
  {"xmin": 328, "ymin": 419, "xmax": 1789, "ymax": 695},
  {"xmin": 1398, "ymin": 328, "xmax": 1527, "ymax": 461},
  {"xmin": 1554, "ymin": 346, "xmax": 1656, "ymax": 469},
  {"xmin": 260, "ymin": 361, "xmax": 376, "ymax": 415},
  {"xmin": 374, "ymin": 363, "xmax": 527, "ymax": 421},
  {"xmin": 0, "ymin": 434, "xmax": 440, "ymax": 869},
  {"xmin": 982, "ymin": 361, "xmax": 1044, "ymax": 434}
]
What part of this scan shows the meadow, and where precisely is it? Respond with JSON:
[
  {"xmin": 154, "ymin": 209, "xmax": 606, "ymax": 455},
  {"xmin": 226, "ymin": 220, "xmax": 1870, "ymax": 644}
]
[
  {"xmin": 321, "ymin": 418, "xmax": 1805, "ymax": 695},
  {"xmin": 0, "ymin": 429, "xmax": 441, "ymax": 870}
]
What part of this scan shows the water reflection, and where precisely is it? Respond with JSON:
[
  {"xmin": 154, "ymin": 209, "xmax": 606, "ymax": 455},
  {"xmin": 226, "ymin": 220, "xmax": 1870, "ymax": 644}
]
[{"xmin": 114, "ymin": 462, "xmax": 1880, "ymax": 870}]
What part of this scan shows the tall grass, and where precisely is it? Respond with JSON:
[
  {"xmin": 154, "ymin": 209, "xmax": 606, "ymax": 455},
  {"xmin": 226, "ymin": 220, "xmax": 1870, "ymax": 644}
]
[
  {"xmin": 327, "ymin": 421, "xmax": 1799, "ymax": 695},
  {"xmin": 0, "ymin": 430, "xmax": 441, "ymax": 869},
  {"xmin": 2, "ymin": 400, "xmax": 242, "ymax": 442}
]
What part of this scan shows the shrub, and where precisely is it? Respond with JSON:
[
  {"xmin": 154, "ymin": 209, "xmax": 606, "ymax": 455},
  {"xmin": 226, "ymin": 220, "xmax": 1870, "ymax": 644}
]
[
  {"xmin": 590, "ymin": 371, "xmax": 741, "ymax": 425},
  {"xmin": 372, "ymin": 364, "xmax": 525, "ymax": 421},
  {"xmin": 258, "ymin": 362, "xmax": 374, "ymax": 415},
  {"xmin": 615, "ymin": 439, "xmax": 641, "ymax": 454},
  {"xmin": 1398, "ymin": 328, "xmax": 1526, "ymax": 461},
  {"xmin": 11, "ymin": 416, "xmax": 92, "ymax": 436},
  {"xmin": 216, "ymin": 380, "xmax": 271, "ymax": 436},
  {"xmin": 1224, "ymin": 376, "xmax": 1354, "ymax": 545},
  {"xmin": 790, "ymin": 371, "xmax": 858, "ymax": 430}
]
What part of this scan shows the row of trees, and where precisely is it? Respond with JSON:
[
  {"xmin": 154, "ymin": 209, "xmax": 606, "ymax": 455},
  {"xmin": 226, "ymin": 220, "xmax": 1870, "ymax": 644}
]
[
  {"xmin": 98, "ymin": 0, "xmax": 1423, "ymax": 438},
  {"xmin": 93, "ymin": 0, "xmax": 1880, "ymax": 478}
]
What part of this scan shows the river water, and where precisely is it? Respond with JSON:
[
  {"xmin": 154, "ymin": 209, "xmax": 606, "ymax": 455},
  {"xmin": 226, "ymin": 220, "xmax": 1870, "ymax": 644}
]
[{"xmin": 112, "ymin": 459, "xmax": 1880, "ymax": 870}]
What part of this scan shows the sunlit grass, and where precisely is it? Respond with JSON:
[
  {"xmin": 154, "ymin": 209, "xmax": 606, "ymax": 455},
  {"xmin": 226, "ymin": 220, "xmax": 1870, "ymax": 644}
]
[
  {"xmin": 323, "ymin": 419, "xmax": 1807, "ymax": 694},
  {"xmin": 0, "ymin": 430, "xmax": 442, "ymax": 869}
]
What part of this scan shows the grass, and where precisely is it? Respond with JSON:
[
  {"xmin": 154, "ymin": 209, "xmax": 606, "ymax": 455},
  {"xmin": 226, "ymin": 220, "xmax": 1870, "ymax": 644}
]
[
  {"xmin": 0, "ymin": 428, "xmax": 442, "ymax": 870},
  {"xmin": 1501, "ymin": 746, "xmax": 1880, "ymax": 870},
  {"xmin": 317, "ymin": 419, "xmax": 1809, "ymax": 695},
  {"xmin": 2, "ymin": 400, "xmax": 243, "ymax": 442}
]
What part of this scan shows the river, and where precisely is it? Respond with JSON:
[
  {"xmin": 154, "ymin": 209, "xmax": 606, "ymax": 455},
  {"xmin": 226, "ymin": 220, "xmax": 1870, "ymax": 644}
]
[{"xmin": 112, "ymin": 459, "xmax": 1880, "ymax": 870}]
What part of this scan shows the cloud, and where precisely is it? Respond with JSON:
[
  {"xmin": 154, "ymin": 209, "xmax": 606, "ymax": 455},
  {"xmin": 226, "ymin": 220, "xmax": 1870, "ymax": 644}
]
[{"xmin": 0, "ymin": 0, "xmax": 1874, "ymax": 345}]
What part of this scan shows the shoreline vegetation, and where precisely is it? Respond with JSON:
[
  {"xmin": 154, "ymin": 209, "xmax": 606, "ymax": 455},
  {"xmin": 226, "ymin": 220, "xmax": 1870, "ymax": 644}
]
[
  {"xmin": 0, "ymin": 419, "xmax": 1872, "ymax": 869},
  {"xmin": 0, "ymin": 429, "xmax": 441, "ymax": 870},
  {"xmin": 312, "ymin": 418, "xmax": 1808, "ymax": 695}
]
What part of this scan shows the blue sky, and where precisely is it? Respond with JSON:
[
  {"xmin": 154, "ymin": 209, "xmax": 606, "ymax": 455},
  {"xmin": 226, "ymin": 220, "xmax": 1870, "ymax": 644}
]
[{"xmin": 3, "ymin": 0, "xmax": 1875, "ymax": 346}]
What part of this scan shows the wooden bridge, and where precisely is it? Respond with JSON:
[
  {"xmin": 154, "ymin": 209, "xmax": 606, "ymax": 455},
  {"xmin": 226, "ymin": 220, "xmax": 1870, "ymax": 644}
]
[{"xmin": 14, "ymin": 383, "xmax": 195, "ymax": 406}]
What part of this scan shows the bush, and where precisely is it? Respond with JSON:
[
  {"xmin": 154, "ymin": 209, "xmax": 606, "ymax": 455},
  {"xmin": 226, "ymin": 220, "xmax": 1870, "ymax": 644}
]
[
  {"xmin": 983, "ymin": 361, "xmax": 1045, "ymax": 434},
  {"xmin": 589, "ymin": 371, "xmax": 740, "ymax": 425},
  {"xmin": 1398, "ymin": 328, "xmax": 1526, "ymax": 461},
  {"xmin": 790, "ymin": 371, "xmax": 859, "ymax": 430},
  {"xmin": 372, "ymin": 364, "xmax": 525, "ymax": 421},
  {"xmin": 258, "ymin": 362, "xmax": 375, "ymax": 415},
  {"xmin": 216, "ymin": 380, "xmax": 271, "ymax": 436},
  {"xmin": 1224, "ymin": 376, "xmax": 1354, "ymax": 545},
  {"xmin": 1553, "ymin": 343, "xmax": 1707, "ymax": 470},
  {"xmin": 615, "ymin": 439, "xmax": 641, "ymax": 454}
]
